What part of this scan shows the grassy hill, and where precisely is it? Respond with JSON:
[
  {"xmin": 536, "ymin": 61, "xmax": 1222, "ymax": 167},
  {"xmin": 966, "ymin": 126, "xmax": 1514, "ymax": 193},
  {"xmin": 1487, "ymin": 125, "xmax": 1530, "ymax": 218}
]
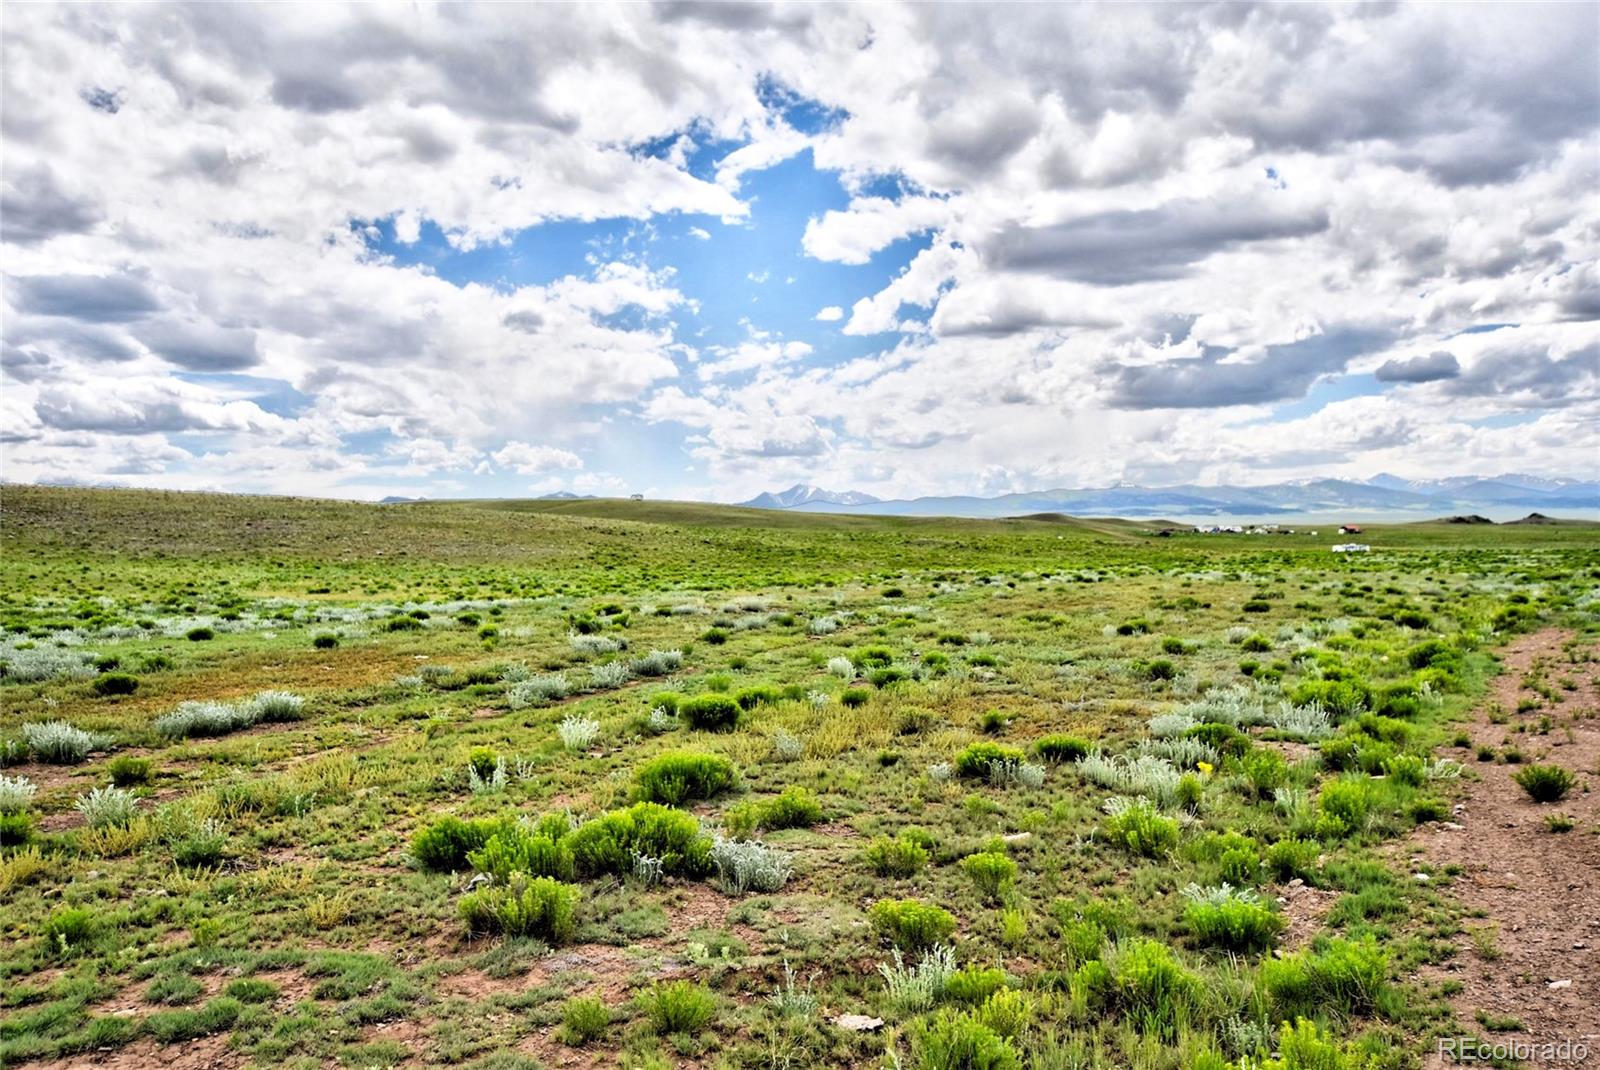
[
  {"xmin": 0, "ymin": 483, "xmax": 1597, "ymax": 1066},
  {"xmin": 4, "ymin": 484, "xmax": 1594, "ymax": 605}
]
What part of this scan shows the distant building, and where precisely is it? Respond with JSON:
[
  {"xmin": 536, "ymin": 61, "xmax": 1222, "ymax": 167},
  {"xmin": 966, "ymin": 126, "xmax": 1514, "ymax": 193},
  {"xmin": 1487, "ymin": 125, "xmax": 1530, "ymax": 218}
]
[
  {"xmin": 629, "ymin": 493, "xmax": 644, "ymax": 501},
  {"xmin": 1339, "ymin": 524, "xmax": 1363, "ymax": 534},
  {"xmin": 1331, "ymin": 542, "xmax": 1370, "ymax": 553}
]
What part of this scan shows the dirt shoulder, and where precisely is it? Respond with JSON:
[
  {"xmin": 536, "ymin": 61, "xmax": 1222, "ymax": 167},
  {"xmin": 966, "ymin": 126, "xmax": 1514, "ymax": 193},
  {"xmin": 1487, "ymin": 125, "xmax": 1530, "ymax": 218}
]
[{"xmin": 1415, "ymin": 629, "xmax": 1600, "ymax": 1068}]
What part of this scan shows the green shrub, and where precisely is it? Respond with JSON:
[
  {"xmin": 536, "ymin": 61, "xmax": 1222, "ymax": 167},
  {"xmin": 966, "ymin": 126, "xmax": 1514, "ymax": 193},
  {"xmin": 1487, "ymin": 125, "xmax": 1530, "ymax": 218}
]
[
  {"xmin": 1317, "ymin": 735, "xmax": 1360, "ymax": 771},
  {"xmin": 753, "ymin": 786, "xmax": 823, "ymax": 831},
  {"xmin": 1353, "ymin": 713, "xmax": 1412, "ymax": 746},
  {"xmin": 1182, "ymin": 884, "xmax": 1284, "ymax": 951},
  {"xmin": 854, "ymin": 646, "xmax": 895, "ymax": 668},
  {"xmin": 734, "ymin": 685, "xmax": 782, "ymax": 711},
  {"xmin": 1291, "ymin": 679, "xmax": 1371, "ymax": 719},
  {"xmin": 641, "ymin": 980, "xmax": 717, "ymax": 1035},
  {"xmin": 1265, "ymin": 838, "xmax": 1320, "ymax": 882},
  {"xmin": 944, "ymin": 966, "xmax": 1011, "ymax": 1005},
  {"xmin": 0, "ymin": 812, "xmax": 34, "ymax": 846},
  {"xmin": 1184, "ymin": 722, "xmax": 1249, "ymax": 758},
  {"xmin": 1103, "ymin": 798, "xmax": 1179, "ymax": 857},
  {"xmin": 1382, "ymin": 754, "xmax": 1426, "ymax": 787},
  {"xmin": 467, "ymin": 825, "xmax": 575, "ymax": 883},
  {"xmin": 92, "ymin": 672, "xmax": 139, "ymax": 697},
  {"xmin": 864, "ymin": 835, "xmax": 929, "ymax": 878},
  {"xmin": 869, "ymin": 667, "xmax": 908, "ymax": 689},
  {"xmin": 1140, "ymin": 659, "xmax": 1177, "ymax": 681},
  {"xmin": 412, "ymin": 815, "xmax": 506, "ymax": 872},
  {"xmin": 979, "ymin": 709, "xmax": 1011, "ymax": 734},
  {"xmin": 955, "ymin": 742, "xmax": 1025, "ymax": 779},
  {"xmin": 1408, "ymin": 796, "xmax": 1449, "ymax": 823},
  {"xmin": 634, "ymin": 751, "xmax": 736, "ymax": 805},
  {"xmin": 841, "ymin": 687, "xmax": 872, "ymax": 708},
  {"xmin": 106, "ymin": 755, "xmax": 153, "ymax": 787},
  {"xmin": 910, "ymin": 1008, "xmax": 1018, "ymax": 1070},
  {"xmin": 1405, "ymin": 639, "xmax": 1458, "ymax": 670},
  {"xmin": 467, "ymin": 746, "xmax": 500, "ymax": 781},
  {"xmin": 701, "ymin": 627, "xmax": 729, "ymax": 645},
  {"xmin": 1260, "ymin": 937, "xmax": 1388, "ymax": 1020},
  {"xmin": 973, "ymin": 989, "xmax": 1033, "ymax": 1040},
  {"xmin": 1033, "ymin": 735, "xmax": 1091, "ymax": 763},
  {"xmin": 1106, "ymin": 939, "xmax": 1201, "ymax": 1037},
  {"xmin": 1374, "ymin": 683, "xmax": 1422, "ymax": 718},
  {"xmin": 962, "ymin": 851, "xmax": 1018, "ymax": 902},
  {"xmin": 1217, "ymin": 845, "xmax": 1260, "ymax": 886},
  {"xmin": 1315, "ymin": 776, "xmax": 1374, "ymax": 839},
  {"xmin": 43, "ymin": 906, "xmax": 97, "ymax": 955},
  {"xmin": 459, "ymin": 875, "xmax": 579, "ymax": 942},
  {"xmin": 649, "ymin": 691, "xmax": 684, "ymax": 715},
  {"xmin": 1270, "ymin": 1018, "xmax": 1353, "ymax": 1070},
  {"xmin": 566, "ymin": 802, "xmax": 713, "ymax": 878},
  {"xmin": 870, "ymin": 898, "xmax": 957, "ymax": 951},
  {"xmin": 558, "ymin": 996, "xmax": 610, "ymax": 1046},
  {"xmin": 185, "ymin": 627, "xmax": 215, "ymax": 642},
  {"xmin": 1240, "ymin": 748, "xmax": 1287, "ymax": 798},
  {"xmin": 1512, "ymin": 763, "xmax": 1575, "ymax": 803},
  {"xmin": 1240, "ymin": 634, "xmax": 1272, "ymax": 652},
  {"xmin": 680, "ymin": 694, "xmax": 741, "ymax": 731},
  {"xmin": 312, "ymin": 633, "xmax": 339, "ymax": 649}
]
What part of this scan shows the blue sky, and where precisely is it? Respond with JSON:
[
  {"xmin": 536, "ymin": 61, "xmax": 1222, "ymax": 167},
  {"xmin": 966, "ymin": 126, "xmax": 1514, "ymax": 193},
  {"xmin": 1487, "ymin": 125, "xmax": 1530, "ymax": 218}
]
[{"xmin": 2, "ymin": 4, "xmax": 1596, "ymax": 500}]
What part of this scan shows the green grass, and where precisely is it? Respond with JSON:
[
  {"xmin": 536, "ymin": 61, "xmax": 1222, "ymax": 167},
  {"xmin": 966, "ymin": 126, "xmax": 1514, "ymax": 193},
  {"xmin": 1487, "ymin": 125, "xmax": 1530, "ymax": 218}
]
[{"xmin": 0, "ymin": 484, "xmax": 1594, "ymax": 1066}]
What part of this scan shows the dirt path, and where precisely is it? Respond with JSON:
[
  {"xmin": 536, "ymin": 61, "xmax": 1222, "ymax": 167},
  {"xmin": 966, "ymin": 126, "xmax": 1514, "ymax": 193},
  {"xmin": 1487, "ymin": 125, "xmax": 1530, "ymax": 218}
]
[{"xmin": 1414, "ymin": 629, "xmax": 1600, "ymax": 1068}]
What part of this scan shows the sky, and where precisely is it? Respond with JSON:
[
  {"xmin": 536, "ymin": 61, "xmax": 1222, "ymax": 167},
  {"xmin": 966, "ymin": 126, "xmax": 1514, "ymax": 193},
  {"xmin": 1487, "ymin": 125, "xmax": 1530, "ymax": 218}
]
[{"xmin": 2, "ymin": 2, "xmax": 1597, "ymax": 503}]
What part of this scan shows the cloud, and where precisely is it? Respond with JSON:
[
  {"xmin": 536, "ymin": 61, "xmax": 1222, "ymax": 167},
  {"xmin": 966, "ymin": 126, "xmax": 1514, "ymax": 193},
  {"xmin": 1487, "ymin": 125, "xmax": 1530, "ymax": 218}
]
[
  {"xmin": 491, "ymin": 441, "xmax": 583, "ymax": 474},
  {"xmin": 32, "ymin": 378, "xmax": 287, "ymax": 435},
  {"xmin": 802, "ymin": 195, "xmax": 953, "ymax": 265},
  {"xmin": 1, "ymin": 2, "xmax": 1596, "ymax": 499},
  {"xmin": 0, "ymin": 165, "xmax": 102, "ymax": 244},
  {"xmin": 9, "ymin": 274, "xmax": 162, "ymax": 322},
  {"xmin": 695, "ymin": 339, "xmax": 812, "ymax": 381},
  {"xmin": 132, "ymin": 319, "xmax": 260, "ymax": 371},
  {"xmin": 1104, "ymin": 328, "xmax": 1392, "ymax": 409},
  {"xmin": 985, "ymin": 197, "xmax": 1330, "ymax": 286},
  {"xmin": 1374, "ymin": 351, "xmax": 1461, "ymax": 383},
  {"xmin": 502, "ymin": 310, "xmax": 545, "ymax": 334},
  {"xmin": 1441, "ymin": 341, "xmax": 1599, "ymax": 408}
]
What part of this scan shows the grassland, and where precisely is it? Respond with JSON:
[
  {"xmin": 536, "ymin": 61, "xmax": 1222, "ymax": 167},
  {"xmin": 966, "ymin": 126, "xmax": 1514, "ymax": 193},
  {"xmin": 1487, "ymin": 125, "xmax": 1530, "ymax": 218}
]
[{"xmin": 1, "ymin": 485, "xmax": 1597, "ymax": 1069}]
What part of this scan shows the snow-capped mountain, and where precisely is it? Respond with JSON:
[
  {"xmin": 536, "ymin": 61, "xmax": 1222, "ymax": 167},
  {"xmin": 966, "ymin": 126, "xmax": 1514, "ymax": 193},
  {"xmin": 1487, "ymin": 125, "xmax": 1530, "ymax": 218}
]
[
  {"xmin": 740, "ymin": 484, "xmax": 882, "ymax": 509},
  {"xmin": 736, "ymin": 476, "xmax": 1599, "ymax": 521}
]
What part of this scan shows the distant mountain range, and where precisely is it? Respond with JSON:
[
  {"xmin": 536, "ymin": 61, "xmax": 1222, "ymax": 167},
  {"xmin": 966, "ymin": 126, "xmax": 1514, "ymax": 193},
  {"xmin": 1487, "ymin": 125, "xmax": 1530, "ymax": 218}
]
[
  {"xmin": 738, "ymin": 476, "xmax": 1600, "ymax": 521},
  {"xmin": 740, "ymin": 485, "xmax": 882, "ymax": 509}
]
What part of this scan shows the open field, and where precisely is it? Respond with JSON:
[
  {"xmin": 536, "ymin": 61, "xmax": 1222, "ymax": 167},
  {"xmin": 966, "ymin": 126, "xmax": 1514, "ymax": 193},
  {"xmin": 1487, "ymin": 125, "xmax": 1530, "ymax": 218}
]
[{"xmin": 2, "ymin": 485, "xmax": 1598, "ymax": 1069}]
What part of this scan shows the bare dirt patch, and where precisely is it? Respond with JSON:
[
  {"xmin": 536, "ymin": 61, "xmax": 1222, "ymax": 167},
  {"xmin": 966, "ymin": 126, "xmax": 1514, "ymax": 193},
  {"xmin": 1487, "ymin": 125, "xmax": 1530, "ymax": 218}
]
[
  {"xmin": 1273, "ymin": 877, "xmax": 1338, "ymax": 950},
  {"xmin": 13, "ymin": 1034, "xmax": 239, "ymax": 1070},
  {"xmin": 1414, "ymin": 629, "xmax": 1600, "ymax": 1067}
]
